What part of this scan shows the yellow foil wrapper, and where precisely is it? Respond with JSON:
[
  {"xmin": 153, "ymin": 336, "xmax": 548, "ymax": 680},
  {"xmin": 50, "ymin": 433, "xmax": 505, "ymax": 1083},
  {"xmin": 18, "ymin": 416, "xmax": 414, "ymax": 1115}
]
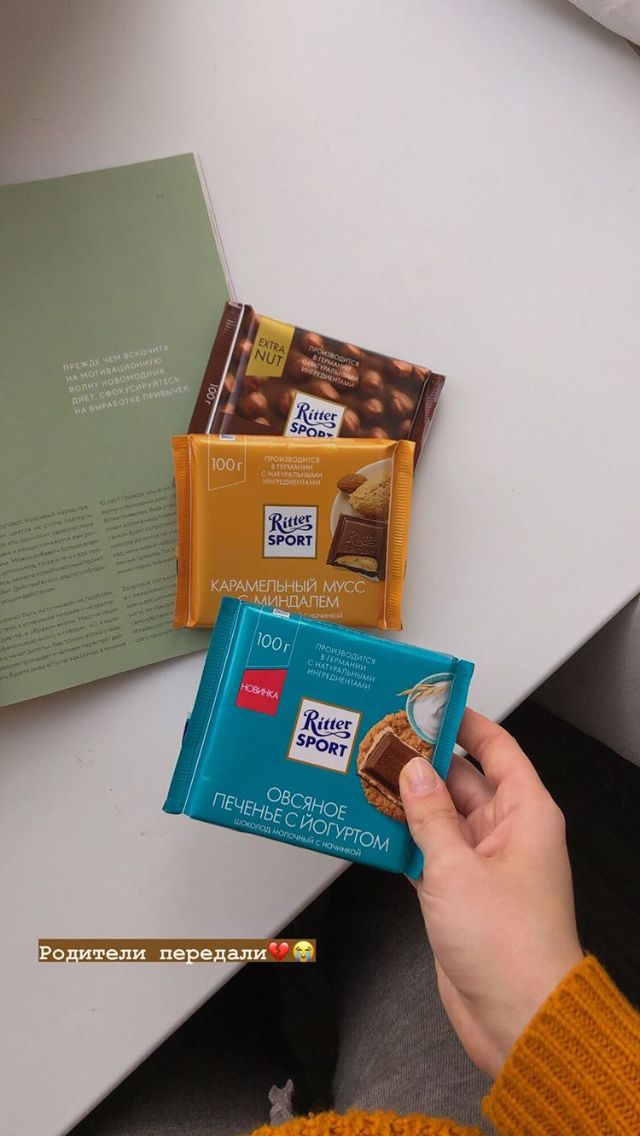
[{"xmin": 173, "ymin": 435, "xmax": 414, "ymax": 630}]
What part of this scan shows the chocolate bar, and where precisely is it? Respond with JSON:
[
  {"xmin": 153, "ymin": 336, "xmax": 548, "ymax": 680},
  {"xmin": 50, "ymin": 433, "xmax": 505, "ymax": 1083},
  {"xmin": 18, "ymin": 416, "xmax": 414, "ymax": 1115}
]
[
  {"xmin": 172, "ymin": 436, "xmax": 413, "ymax": 629},
  {"xmin": 358, "ymin": 727, "xmax": 425, "ymax": 805},
  {"xmin": 326, "ymin": 514, "xmax": 388, "ymax": 579},
  {"xmin": 189, "ymin": 302, "xmax": 445, "ymax": 462},
  {"xmin": 164, "ymin": 598, "xmax": 475, "ymax": 877}
]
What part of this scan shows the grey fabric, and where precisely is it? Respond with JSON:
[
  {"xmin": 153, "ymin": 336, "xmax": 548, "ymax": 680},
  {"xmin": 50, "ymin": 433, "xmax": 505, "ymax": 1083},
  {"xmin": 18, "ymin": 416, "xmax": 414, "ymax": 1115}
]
[
  {"xmin": 325, "ymin": 867, "xmax": 493, "ymax": 1132},
  {"xmin": 70, "ymin": 870, "xmax": 492, "ymax": 1135},
  {"xmin": 69, "ymin": 962, "xmax": 292, "ymax": 1136}
]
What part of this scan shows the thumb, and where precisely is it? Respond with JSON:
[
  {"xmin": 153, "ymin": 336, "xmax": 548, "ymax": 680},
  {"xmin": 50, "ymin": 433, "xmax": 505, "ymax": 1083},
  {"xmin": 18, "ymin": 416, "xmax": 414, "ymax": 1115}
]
[{"xmin": 400, "ymin": 757, "xmax": 467, "ymax": 863}]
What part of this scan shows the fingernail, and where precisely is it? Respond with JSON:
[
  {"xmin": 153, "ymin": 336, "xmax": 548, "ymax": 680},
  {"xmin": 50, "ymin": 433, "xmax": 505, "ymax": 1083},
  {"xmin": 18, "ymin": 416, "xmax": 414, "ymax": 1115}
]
[{"xmin": 403, "ymin": 756, "xmax": 438, "ymax": 796}]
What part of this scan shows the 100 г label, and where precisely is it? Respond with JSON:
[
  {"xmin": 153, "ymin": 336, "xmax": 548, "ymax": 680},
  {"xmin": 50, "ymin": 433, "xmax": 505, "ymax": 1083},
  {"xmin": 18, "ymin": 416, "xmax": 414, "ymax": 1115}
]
[
  {"xmin": 247, "ymin": 624, "xmax": 296, "ymax": 671},
  {"xmin": 207, "ymin": 445, "xmax": 246, "ymax": 491},
  {"xmin": 211, "ymin": 457, "xmax": 243, "ymax": 472},
  {"xmin": 256, "ymin": 631, "xmax": 290, "ymax": 654}
]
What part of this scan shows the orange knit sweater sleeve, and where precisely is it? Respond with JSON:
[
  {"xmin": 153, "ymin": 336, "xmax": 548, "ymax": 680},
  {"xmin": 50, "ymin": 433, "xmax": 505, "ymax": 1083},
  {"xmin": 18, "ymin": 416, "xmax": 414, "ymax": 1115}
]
[
  {"xmin": 251, "ymin": 956, "xmax": 640, "ymax": 1136},
  {"xmin": 483, "ymin": 954, "xmax": 640, "ymax": 1135}
]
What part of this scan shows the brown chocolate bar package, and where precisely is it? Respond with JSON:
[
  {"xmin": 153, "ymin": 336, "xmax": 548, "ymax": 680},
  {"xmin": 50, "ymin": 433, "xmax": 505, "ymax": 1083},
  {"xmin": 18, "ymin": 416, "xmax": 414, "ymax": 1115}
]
[{"xmin": 189, "ymin": 302, "xmax": 445, "ymax": 461}]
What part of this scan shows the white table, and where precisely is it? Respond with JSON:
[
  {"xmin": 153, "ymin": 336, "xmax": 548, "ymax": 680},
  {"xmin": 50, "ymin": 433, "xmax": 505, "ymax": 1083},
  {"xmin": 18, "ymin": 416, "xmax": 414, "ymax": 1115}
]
[{"xmin": 1, "ymin": 3, "xmax": 639, "ymax": 1135}]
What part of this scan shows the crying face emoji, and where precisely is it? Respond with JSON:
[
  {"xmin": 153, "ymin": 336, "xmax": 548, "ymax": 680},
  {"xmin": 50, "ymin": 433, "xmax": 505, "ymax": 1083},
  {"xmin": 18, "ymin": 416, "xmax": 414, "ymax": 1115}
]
[{"xmin": 293, "ymin": 940, "xmax": 315, "ymax": 963}]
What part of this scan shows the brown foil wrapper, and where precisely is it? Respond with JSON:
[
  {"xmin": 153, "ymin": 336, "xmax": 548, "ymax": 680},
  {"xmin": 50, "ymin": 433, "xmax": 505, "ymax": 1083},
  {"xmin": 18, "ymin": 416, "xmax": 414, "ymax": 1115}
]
[{"xmin": 189, "ymin": 302, "xmax": 445, "ymax": 462}]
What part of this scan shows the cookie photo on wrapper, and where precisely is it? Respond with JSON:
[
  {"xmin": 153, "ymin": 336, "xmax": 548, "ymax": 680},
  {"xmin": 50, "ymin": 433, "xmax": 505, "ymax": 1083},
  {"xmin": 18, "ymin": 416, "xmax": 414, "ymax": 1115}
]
[
  {"xmin": 348, "ymin": 474, "xmax": 390, "ymax": 520},
  {"xmin": 357, "ymin": 711, "xmax": 433, "ymax": 822}
]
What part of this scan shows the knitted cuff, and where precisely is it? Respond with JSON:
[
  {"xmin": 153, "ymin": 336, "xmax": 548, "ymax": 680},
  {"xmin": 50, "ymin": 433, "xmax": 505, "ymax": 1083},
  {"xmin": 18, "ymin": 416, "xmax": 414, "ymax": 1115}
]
[
  {"xmin": 253, "ymin": 1111, "xmax": 480, "ymax": 1136},
  {"xmin": 483, "ymin": 955, "xmax": 640, "ymax": 1136}
]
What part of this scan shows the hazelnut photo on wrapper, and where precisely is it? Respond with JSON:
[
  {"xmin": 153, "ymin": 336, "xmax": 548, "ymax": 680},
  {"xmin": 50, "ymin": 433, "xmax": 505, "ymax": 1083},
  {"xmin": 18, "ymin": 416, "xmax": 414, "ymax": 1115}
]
[{"xmin": 189, "ymin": 302, "xmax": 445, "ymax": 462}]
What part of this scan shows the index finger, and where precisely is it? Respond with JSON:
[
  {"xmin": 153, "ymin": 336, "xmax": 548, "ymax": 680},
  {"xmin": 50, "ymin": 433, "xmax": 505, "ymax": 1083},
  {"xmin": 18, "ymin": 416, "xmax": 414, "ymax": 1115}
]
[
  {"xmin": 457, "ymin": 708, "xmax": 542, "ymax": 790},
  {"xmin": 446, "ymin": 752, "xmax": 493, "ymax": 816}
]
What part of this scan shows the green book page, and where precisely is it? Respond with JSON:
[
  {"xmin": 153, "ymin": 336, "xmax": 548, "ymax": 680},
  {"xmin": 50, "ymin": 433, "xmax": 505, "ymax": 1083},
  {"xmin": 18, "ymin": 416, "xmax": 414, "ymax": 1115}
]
[{"xmin": 0, "ymin": 155, "xmax": 230, "ymax": 706}]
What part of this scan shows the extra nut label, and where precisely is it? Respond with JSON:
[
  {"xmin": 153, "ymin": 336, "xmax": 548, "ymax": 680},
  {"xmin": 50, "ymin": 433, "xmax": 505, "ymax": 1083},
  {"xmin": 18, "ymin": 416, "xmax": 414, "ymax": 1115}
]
[{"xmin": 245, "ymin": 317, "xmax": 295, "ymax": 380}]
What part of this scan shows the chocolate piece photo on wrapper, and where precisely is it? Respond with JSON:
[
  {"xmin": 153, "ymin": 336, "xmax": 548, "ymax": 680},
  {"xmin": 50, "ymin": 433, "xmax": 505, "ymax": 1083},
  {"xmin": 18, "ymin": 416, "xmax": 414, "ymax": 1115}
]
[
  {"xmin": 326, "ymin": 455, "xmax": 394, "ymax": 580},
  {"xmin": 356, "ymin": 673, "xmax": 454, "ymax": 820},
  {"xmin": 189, "ymin": 301, "xmax": 445, "ymax": 463},
  {"xmin": 326, "ymin": 515, "xmax": 388, "ymax": 580}
]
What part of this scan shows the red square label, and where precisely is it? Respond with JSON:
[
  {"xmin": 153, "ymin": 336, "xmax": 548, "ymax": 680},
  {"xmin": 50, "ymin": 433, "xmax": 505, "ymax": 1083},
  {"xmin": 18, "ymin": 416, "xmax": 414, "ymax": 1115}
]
[{"xmin": 235, "ymin": 669, "xmax": 287, "ymax": 715}]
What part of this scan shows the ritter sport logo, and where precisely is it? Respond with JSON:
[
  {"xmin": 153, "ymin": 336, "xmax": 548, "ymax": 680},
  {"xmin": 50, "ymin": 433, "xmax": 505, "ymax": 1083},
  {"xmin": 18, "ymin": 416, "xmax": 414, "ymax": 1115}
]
[
  {"xmin": 263, "ymin": 504, "xmax": 318, "ymax": 559},
  {"xmin": 284, "ymin": 391, "xmax": 346, "ymax": 438},
  {"xmin": 287, "ymin": 698, "xmax": 362, "ymax": 773}
]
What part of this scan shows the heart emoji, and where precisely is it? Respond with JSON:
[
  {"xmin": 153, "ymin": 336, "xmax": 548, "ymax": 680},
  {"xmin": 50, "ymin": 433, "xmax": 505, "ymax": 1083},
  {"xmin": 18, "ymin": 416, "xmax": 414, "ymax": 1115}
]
[{"xmin": 268, "ymin": 941, "xmax": 289, "ymax": 961}]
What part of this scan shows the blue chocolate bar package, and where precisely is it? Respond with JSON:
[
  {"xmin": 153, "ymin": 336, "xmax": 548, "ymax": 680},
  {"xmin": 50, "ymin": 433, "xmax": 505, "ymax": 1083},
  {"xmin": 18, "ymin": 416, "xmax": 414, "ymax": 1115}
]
[{"xmin": 164, "ymin": 599, "xmax": 474, "ymax": 877}]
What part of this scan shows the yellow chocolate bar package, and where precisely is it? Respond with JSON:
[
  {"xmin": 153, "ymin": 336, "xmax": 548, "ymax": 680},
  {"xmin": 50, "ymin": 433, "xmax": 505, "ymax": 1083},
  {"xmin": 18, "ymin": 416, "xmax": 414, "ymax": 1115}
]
[{"xmin": 173, "ymin": 435, "xmax": 414, "ymax": 630}]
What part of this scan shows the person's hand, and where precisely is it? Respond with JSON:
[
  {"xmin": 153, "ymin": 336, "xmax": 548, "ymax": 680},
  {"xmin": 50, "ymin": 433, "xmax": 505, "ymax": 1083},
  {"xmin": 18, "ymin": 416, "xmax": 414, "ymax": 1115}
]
[{"xmin": 399, "ymin": 708, "xmax": 583, "ymax": 1080}]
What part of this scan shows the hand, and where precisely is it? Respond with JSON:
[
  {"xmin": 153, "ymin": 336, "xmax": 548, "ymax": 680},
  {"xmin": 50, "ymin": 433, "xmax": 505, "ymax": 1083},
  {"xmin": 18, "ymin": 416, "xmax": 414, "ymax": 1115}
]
[{"xmin": 399, "ymin": 708, "xmax": 583, "ymax": 1079}]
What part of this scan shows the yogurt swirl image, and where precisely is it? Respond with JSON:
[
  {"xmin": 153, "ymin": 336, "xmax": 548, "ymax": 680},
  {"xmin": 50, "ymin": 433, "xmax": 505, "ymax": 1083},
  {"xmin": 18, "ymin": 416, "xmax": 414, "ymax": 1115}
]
[{"xmin": 405, "ymin": 673, "xmax": 453, "ymax": 744}]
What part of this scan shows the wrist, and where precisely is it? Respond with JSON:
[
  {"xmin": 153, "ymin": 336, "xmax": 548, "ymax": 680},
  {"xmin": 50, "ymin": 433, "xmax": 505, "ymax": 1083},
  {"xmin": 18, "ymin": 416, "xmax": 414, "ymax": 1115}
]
[{"xmin": 493, "ymin": 942, "xmax": 584, "ymax": 1074}]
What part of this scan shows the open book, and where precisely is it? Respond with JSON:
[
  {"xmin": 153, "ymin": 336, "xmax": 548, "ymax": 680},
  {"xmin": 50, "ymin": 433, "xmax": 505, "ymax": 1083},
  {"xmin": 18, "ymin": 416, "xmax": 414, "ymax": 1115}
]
[{"xmin": 0, "ymin": 154, "xmax": 231, "ymax": 706}]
